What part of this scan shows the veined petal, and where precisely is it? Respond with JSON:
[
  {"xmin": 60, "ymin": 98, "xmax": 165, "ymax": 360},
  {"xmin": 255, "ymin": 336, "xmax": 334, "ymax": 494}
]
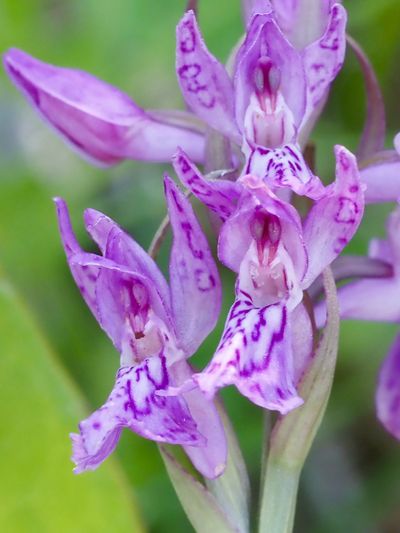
[
  {"xmin": 172, "ymin": 360, "xmax": 227, "ymax": 479},
  {"xmin": 376, "ymin": 333, "xmax": 400, "ymax": 441},
  {"xmin": 301, "ymin": 4, "xmax": 347, "ymax": 126},
  {"xmin": 176, "ymin": 11, "xmax": 239, "ymax": 142},
  {"xmin": 4, "ymin": 48, "xmax": 204, "ymax": 165},
  {"xmin": 172, "ymin": 148, "xmax": 240, "ymax": 220},
  {"xmin": 244, "ymin": 143, "xmax": 325, "ymax": 199},
  {"xmin": 71, "ymin": 354, "xmax": 205, "ymax": 473},
  {"xmin": 84, "ymin": 208, "xmax": 171, "ymax": 313},
  {"xmin": 194, "ymin": 299, "xmax": 303, "ymax": 414},
  {"xmin": 302, "ymin": 145, "xmax": 364, "ymax": 288},
  {"xmin": 164, "ymin": 176, "xmax": 222, "ymax": 355},
  {"xmin": 291, "ymin": 303, "xmax": 314, "ymax": 384}
]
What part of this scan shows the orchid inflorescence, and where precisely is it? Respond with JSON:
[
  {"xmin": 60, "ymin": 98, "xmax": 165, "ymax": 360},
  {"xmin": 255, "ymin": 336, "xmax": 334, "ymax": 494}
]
[{"xmin": 4, "ymin": 0, "xmax": 400, "ymax": 530}]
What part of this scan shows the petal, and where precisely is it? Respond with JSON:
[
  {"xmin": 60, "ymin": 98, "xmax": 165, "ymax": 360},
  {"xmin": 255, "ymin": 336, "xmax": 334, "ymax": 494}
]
[
  {"xmin": 84, "ymin": 208, "xmax": 171, "ymax": 313},
  {"xmin": 172, "ymin": 360, "xmax": 227, "ymax": 479},
  {"xmin": 376, "ymin": 333, "xmax": 400, "ymax": 441},
  {"xmin": 361, "ymin": 151, "xmax": 400, "ymax": 204},
  {"xmin": 240, "ymin": 175, "xmax": 308, "ymax": 278},
  {"xmin": 301, "ymin": 4, "xmax": 347, "ymax": 125},
  {"xmin": 176, "ymin": 11, "xmax": 239, "ymax": 142},
  {"xmin": 55, "ymin": 197, "xmax": 103, "ymax": 322},
  {"xmin": 244, "ymin": 143, "xmax": 326, "ymax": 199},
  {"xmin": 291, "ymin": 303, "xmax": 314, "ymax": 384},
  {"xmin": 164, "ymin": 176, "xmax": 222, "ymax": 355},
  {"xmin": 194, "ymin": 299, "xmax": 303, "ymax": 414},
  {"xmin": 71, "ymin": 355, "xmax": 205, "ymax": 473},
  {"xmin": 270, "ymin": 0, "xmax": 336, "ymax": 48},
  {"xmin": 332, "ymin": 277, "xmax": 400, "ymax": 323},
  {"xmin": 172, "ymin": 148, "xmax": 240, "ymax": 221},
  {"xmin": 302, "ymin": 145, "xmax": 365, "ymax": 288},
  {"xmin": 4, "ymin": 48, "xmax": 205, "ymax": 165},
  {"xmin": 242, "ymin": 1, "xmax": 272, "ymax": 26},
  {"xmin": 234, "ymin": 15, "xmax": 306, "ymax": 132}
]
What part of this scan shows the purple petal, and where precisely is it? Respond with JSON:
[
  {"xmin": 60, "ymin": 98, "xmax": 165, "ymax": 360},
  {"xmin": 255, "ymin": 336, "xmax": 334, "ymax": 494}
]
[
  {"xmin": 301, "ymin": 4, "xmax": 346, "ymax": 126},
  {"xmin": 333, "ymin": 277, "xmax": 400, "ymax": 323},
  {"xmin": 194, "ymin": 299, "xmax": 303, "ymax": 414},
  {"xmin": 347, "ymin": 36, "xmax": 386, "ymax": 162},
  {"xmin": 176, "ymin": 11, "xmax": 239, "ymax": 142},
  {"xmin": 361, "ymin": 150, "xmax": 400, "ymax": 204},
  {"xmin": 172, "ymin": 148, "xmax": 240, "ymax": 220},
  {"xmin": 164, "ymin": 176, "xmax": 222, "ymax": 355},
  {"xmin": 4, "ymin": 48, "xmax": 204, "ymax": 165},
  {"xmin": 55, "ymin": 198, "xmax": 171, "ymax": 349},
  {"xmin": 72, "ymin": 355, "xmax": 205, "ymax": 473},
  {"xmin": 291, "ymin": 303, "xmax": 314, "ymax": 384},
  {"xmin": 234, "ymin": 15, "xmax": 306, "ymax": 133},
  {"xmin": 242, "ymin": 1, "xmax": 272, "ymax": 26},
  {"xmin": 244, "ymin": 143, "xmax": 325, "ymax": 199},
  {"xmin": 172, "ymin": 360, "xmax": 227, "ymax": 479},
  {"xmin": 271, "ymin": 0, "xmax": 339, "ymax": 49},
  {"xmin": 302, "ymin": 145, "xmax": 364, "ymax": 288},
  {"xmin": 376, "ymin": 333, "xmax": 400, "ymax": 441},
  {"xmin": 84, "ymin": 208, "xmax": 171, "ymax": 313}
]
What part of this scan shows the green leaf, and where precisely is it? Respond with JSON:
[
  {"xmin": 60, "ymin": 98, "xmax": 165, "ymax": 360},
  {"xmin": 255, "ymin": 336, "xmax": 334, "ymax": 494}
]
[
  {"xmin": 159, "ymin": 445, "xmax": 238, "ymax": 533},
  {"xmin": 0, "ymin": 277, "xmax": 144, "ymax": 533}
]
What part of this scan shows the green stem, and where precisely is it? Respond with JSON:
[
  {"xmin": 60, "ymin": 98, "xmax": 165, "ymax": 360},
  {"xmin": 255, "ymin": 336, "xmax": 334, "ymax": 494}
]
[{"xmin": 258, "ymin": 460, "xmax": 300, "ymax": 533}]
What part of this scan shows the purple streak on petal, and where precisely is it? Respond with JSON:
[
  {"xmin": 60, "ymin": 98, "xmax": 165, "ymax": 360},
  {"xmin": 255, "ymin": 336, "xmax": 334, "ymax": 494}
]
[
  {"xmin": 172, "ymin": 148, "xmax": 240, "ymax": 220},
  {"xmin": 361, "ymin": 151, "xmax": 400, "ymax": 204},
  {"xmin": 4, "ymin": 48, "xmax": 205, "ymax": 165},
  {"xmin": 164, "ymin": 175, "xmax": 222, "ymax": 355},
  {"xmin": 172, "ymin": 360, "xmax": 227, "ymax": 479},
  {"xmin": 302, "ymin": 145, "xmax": 364, "ymax": 288},
  {"xmin": 347, "ymin": 35, "xmax": 386, "ymax": 162},
  {"xmin": 84, "ymin": 208, "xmax": 171, "ymax": 313},
  {"xmin": 176, "ymin": 11, "xmax": 239, "ymax": 142},
  {"xmin": 72, "ymin": 354, "xmax": 205, "ymax": 473},
  {"xmin": 301, "ymin": 4, "xmax": 346, "ymax": 126},
  {"xmin": 244, "ymin": 143, "xmax": 325, "ymax": 199},
  {"xmin": 194, "ymin": 299, "xmax": 303, "ymax": 414},
  {"xmin": 376, "ymin": 333, "xmax": 400, "ymax": 441},
  {"xmin": 234, "ymin": 15, "xmax": 306, "ymax": 132}
]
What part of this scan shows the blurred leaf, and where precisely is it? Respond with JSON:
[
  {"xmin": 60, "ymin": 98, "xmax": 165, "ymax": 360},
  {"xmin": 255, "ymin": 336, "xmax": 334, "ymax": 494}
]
[
  {"xmin": 0, "ymin": 276, "xmax": 144, "ymax": 533},
  {"xmin": 159, "ymin": 445, "xmax": 239, "ymax": 533}
]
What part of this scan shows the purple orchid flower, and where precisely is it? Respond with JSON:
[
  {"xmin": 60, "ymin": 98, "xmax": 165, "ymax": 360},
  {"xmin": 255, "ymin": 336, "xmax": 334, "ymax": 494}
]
[
  {"xmin": 172, "ymin": 145, "xmax": 364, "ymax": 413},
  {"xmin": 361, "ymin": 133, "xmax": 400, "ymax": 204},
  {"xmin": 54, "ymin": 177, "xmax": 226, "ymax": 478},
  {"xmin": 328, "ymin": 207, "xmax": 400, "ymax": 440},
  {"xmin": 3, "ymin": 48, "xmax": 205, "ymax": 167},
  {"xmin": 4, "ymin": 3, "xmax": 345, "ymax": 175}
]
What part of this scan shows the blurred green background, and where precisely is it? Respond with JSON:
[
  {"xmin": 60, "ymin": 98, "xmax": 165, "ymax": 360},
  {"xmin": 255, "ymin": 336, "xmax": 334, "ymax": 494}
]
[{"xmin": 0, "ymin": 0, "xmax": 400, "ymax": 531}]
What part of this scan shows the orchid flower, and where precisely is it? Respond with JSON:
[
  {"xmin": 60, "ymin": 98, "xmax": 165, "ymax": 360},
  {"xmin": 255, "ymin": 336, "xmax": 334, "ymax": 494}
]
[
  {"xmin": 54, "ymin": 177, "xmax": 226, "ymax": 478},
  {"xmin": 176, "ymin": 5, "xmax": 346, "ymax": 188},
  {"xmin": 172, "ymin": 145, "xmax": 364, "ymax": 413},
  {"xmin": 4, "ymin": 2, "xmax": 345, "ymax": 176},
  {"xmin": 325, "ymin": 207, "xmax": 400, "ymax": 441}
]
